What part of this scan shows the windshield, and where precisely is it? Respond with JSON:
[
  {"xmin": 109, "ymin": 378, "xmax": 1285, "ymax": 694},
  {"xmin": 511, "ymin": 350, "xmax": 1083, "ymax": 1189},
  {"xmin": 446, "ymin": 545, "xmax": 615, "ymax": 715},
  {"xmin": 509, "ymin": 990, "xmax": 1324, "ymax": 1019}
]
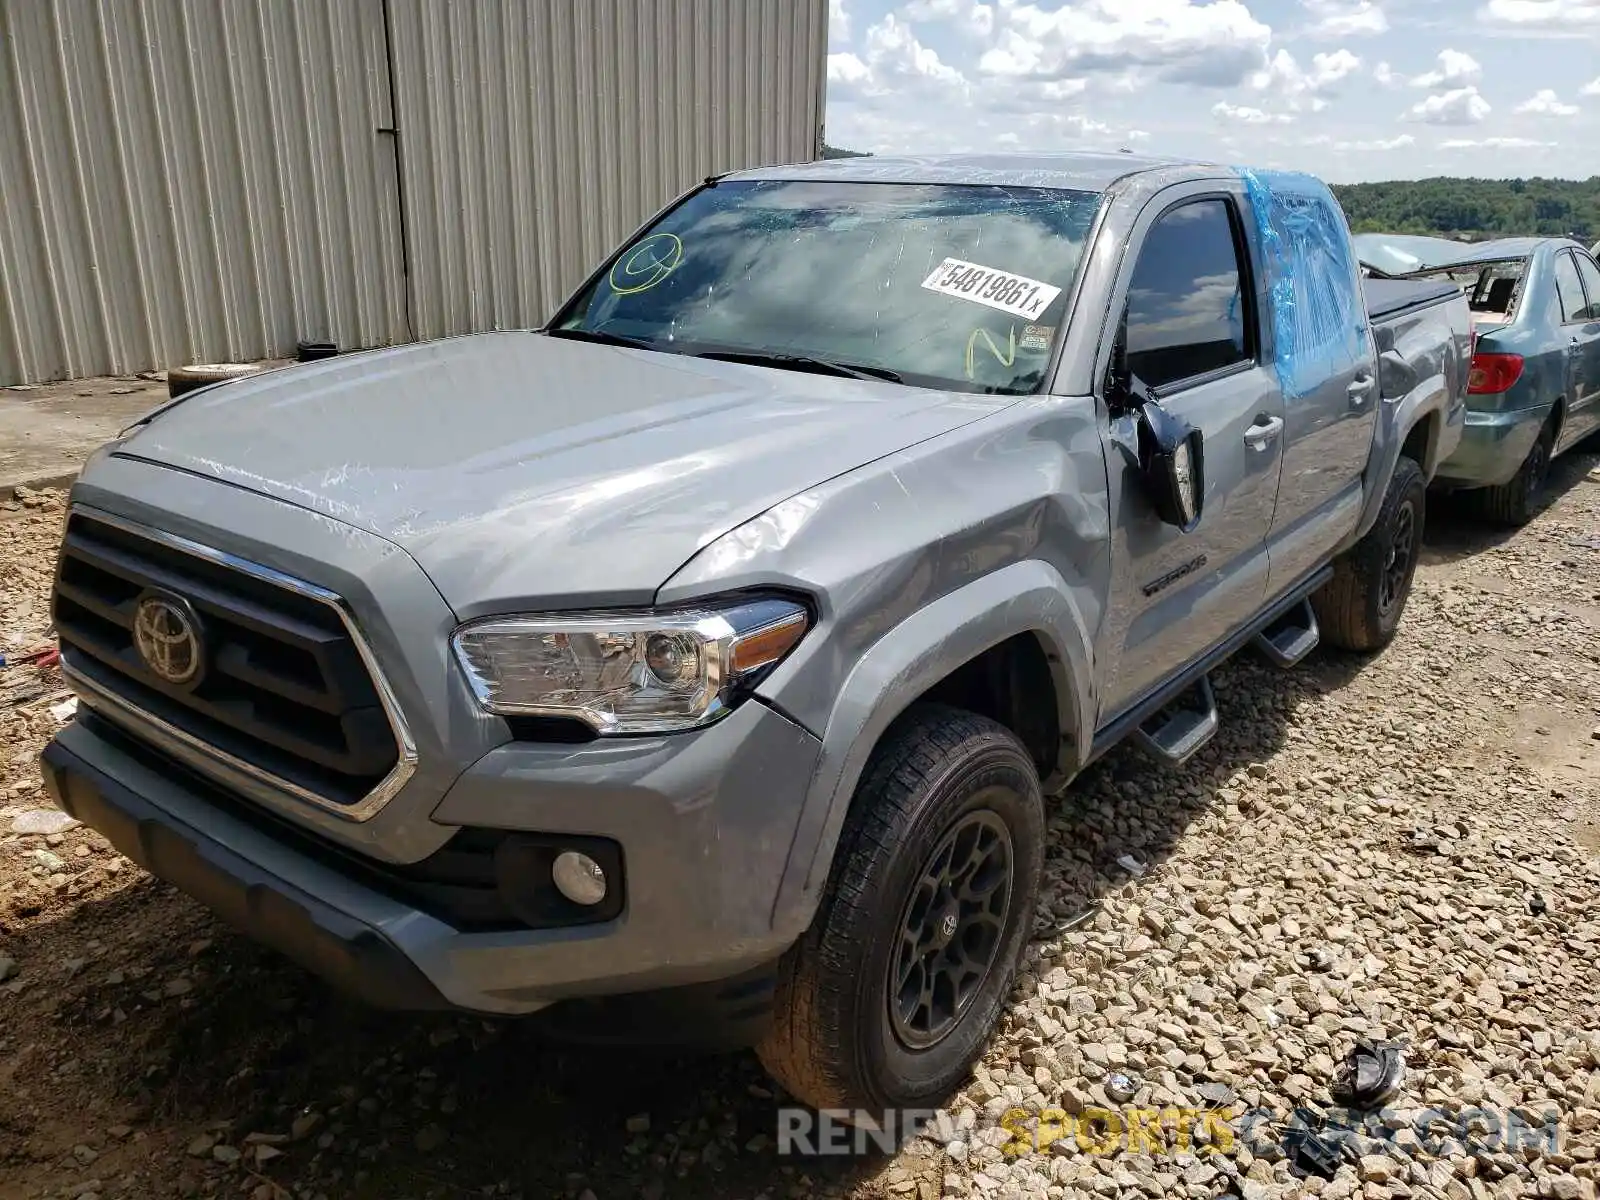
[{"xmin": 555, "ymin": 180, "xmax": 1103, "ymax": 395}]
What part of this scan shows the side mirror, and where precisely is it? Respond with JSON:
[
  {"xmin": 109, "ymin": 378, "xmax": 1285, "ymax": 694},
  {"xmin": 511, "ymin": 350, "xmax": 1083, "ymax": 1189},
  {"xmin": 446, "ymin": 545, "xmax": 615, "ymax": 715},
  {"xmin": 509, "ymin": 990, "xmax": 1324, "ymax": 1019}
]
[{"xmin": 1136, "ymin": 400, "xmax": 1205, "ymax": 532}]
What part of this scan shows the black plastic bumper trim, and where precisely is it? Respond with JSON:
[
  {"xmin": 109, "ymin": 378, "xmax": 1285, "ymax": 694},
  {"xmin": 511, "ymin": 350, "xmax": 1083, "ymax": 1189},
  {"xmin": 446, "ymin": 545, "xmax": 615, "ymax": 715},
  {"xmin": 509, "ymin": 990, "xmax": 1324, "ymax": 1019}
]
[{"xmin": 39, "ymin": 737, "xmax": 453, "ymax": 1012}]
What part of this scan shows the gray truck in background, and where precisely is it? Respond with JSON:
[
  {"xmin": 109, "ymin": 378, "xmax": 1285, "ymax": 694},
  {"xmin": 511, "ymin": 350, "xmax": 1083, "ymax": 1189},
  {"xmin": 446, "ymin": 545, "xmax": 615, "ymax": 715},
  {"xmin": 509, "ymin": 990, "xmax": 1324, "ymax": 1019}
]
[{"xmin": 40, "ymin": 152, "xmax": 1471, "ymax": 1117}]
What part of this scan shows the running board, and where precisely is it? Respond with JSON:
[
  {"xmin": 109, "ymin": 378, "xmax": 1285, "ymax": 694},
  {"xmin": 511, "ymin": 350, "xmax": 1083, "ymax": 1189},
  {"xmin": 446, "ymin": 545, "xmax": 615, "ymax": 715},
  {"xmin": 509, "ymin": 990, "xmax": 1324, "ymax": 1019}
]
[
  {"xmin": 1253, "ymin": 598, "xmax": 1321, "ymax": 668},
  {"xmin": 1131, "ymin": 675, "xmax": 1219, "ymax": 766}
]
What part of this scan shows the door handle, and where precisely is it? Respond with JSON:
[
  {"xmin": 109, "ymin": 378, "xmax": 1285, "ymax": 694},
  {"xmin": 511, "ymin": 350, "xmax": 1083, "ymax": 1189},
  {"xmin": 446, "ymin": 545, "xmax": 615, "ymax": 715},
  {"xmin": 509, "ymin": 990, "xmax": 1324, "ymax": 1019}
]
[
  {"xmin": 1244, "ymin": 416, "xmax": 1284, "ymax": 451},
  {"xmin": 1348, "ymin": 374, "xmax": 1376, "ymax": 406}
]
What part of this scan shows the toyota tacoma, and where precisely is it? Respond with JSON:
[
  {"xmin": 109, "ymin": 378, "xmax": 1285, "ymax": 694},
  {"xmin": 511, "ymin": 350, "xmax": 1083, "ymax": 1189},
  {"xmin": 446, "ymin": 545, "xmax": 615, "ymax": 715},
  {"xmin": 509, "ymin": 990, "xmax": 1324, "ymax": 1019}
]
[{"xmin": 41, "ymin": 152, "xmax": 1471, "ymax": 1115}]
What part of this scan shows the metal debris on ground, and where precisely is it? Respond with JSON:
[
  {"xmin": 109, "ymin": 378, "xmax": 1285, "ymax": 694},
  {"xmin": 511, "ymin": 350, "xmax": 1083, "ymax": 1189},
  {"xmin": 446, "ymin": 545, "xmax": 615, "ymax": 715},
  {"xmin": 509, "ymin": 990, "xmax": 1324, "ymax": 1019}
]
[
  {"xmin": 0, "ymin": 639, "xmax": 60, "ymax": 671},
  {"xmin": 1054, "ymin": 900, "xmax": 1102, "ymax": 933},
  {"xmin": 1281, "ymin": 1109, "xmax": 1361, "ymax": 1181},
  {"xmin": 1103, "ymin": 1072, "xmax": 1138, "ymax": 1103},
  {"xmin": 1329, "ymin": 1038, "xmax": 1405, "ymax": 1109}
]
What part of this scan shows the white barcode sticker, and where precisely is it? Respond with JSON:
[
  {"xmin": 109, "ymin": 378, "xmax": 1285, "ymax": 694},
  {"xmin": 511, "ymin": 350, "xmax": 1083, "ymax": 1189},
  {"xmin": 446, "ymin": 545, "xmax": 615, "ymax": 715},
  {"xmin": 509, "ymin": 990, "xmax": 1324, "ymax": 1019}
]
[{"xmin": 919, "ymin": 257, "xmax": 1063, "ymax": 320}]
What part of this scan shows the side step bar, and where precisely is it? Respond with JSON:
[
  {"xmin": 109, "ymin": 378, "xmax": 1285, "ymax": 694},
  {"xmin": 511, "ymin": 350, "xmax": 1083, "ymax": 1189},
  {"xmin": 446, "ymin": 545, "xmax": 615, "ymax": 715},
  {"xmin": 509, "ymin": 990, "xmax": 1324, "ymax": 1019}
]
[
  {"xmin": 1254, "ymin": 598, "xmax": 1321, "ymax": 668},
  {"xmin": 1132, "ymin": 676, "xmax": 1219, "ymax": 766}
]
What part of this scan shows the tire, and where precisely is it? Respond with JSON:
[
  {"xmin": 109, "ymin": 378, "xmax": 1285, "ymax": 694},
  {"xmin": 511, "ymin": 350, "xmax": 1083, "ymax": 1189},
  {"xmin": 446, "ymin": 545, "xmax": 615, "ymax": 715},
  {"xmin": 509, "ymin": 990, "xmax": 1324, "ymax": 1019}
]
[
  {"xmin": 1475, "ymin": 419, "xmax": 1555, "ymax": 527},
  {"xmin": 758, "ymin": 704, "xmax": 1045, "ymax": 1119},
  {"xmin": 1313, "ymin": 455, "xmax": 1425, "ymax": 653},
  {"xmin": 167, "ymin": 362, "xmax": 265, "ymax": 399}
]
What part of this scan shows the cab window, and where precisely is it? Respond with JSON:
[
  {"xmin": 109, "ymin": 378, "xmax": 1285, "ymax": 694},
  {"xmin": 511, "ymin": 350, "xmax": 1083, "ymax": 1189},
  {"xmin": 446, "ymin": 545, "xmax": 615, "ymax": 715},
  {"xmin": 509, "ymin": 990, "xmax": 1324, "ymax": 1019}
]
[{"xmin": 1122, "ymin": 200, "xmax": 1252, "ymax": 391}]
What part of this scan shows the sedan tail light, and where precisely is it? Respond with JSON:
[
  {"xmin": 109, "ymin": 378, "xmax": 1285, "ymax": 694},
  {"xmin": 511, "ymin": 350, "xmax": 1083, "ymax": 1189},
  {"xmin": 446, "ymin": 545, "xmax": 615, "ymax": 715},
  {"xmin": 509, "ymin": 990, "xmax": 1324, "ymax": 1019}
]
[{"xmin": 1467, "ymin": 352, "xmax": 1524, "ymax": 395}]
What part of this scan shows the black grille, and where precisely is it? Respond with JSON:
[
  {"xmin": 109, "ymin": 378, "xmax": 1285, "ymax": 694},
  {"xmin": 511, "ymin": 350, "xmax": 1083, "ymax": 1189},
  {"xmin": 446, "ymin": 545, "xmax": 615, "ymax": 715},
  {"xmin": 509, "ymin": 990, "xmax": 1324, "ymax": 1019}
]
[{"xmin": 53, "ymin": 513, "xmax": 399, "ymax": 807}]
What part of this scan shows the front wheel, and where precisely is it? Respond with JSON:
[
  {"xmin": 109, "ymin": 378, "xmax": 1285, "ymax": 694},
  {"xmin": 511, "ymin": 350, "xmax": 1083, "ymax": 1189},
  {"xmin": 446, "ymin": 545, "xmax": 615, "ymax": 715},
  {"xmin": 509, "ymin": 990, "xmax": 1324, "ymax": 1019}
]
[
  {"xmin": 1313, "ymin": 455, "xmax": 1426, "ymax": 652},
  {"xmin": 758, "ymin": 705, "xmax": 1045, "ymax": 1117}
]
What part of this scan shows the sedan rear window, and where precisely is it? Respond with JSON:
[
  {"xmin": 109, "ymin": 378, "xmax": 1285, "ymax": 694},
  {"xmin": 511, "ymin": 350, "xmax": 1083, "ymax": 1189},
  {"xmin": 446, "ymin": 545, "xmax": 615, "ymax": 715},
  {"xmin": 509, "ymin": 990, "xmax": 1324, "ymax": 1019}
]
[{"xmin": 556, "ymin": 180, "xmax": 1103, "ymax": 395}]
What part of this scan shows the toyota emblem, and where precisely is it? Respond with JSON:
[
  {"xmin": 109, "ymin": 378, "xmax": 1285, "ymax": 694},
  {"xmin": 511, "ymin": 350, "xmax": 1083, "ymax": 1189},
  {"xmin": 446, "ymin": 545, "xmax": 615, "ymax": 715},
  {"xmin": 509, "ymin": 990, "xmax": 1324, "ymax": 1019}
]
[{"xmin": 133, "ymin": 593, "xmax": 204, "ymax": 686}]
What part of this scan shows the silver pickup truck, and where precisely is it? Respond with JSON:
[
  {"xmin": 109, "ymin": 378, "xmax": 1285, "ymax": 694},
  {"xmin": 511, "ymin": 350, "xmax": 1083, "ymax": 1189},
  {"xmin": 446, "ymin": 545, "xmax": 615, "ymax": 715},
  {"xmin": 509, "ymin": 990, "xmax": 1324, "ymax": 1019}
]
[{"xmin": 40, "ymin": 152, "xmax": 1470, "ymax": 1117}]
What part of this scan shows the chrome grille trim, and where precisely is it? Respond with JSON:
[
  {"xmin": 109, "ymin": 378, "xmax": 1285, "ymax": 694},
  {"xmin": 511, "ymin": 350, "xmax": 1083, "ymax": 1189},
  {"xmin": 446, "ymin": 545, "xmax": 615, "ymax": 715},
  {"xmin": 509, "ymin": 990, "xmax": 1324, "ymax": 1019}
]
[{"xmin": 60, "ymin": 504, "xmax": 418, "ymax": 823}]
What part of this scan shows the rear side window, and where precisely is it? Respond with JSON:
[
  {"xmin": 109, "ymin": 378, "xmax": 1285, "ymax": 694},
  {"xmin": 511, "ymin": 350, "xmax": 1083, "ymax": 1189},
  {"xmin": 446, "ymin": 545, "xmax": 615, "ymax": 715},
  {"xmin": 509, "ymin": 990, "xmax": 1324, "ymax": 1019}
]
[
  {"xmin": 1123, "ymin": 200, "xmax": 1251, "ymax": 390},
  {"xmin": 1554, "ymin": 252, "xmax": 1588, "ymax": 324},
  {"xmin": 1574, "ymin": 252, "xmax": 1600, "ymax": 321}
]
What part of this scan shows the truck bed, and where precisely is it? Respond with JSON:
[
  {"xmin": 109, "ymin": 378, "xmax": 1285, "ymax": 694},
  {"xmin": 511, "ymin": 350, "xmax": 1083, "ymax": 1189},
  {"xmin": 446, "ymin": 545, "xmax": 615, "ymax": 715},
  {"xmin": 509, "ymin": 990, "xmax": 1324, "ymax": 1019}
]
[{"xmin": 1363, "ymin": 277, "xmax": 1464, "ymax": 322}]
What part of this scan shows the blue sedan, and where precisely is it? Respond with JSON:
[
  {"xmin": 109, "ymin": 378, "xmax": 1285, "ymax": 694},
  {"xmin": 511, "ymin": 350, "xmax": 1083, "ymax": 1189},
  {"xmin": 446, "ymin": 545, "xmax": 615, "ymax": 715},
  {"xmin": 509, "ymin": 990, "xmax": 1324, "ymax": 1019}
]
[{"xmin": 1357, "ymin": 234, "xmax": 1600, "ymax": 525}]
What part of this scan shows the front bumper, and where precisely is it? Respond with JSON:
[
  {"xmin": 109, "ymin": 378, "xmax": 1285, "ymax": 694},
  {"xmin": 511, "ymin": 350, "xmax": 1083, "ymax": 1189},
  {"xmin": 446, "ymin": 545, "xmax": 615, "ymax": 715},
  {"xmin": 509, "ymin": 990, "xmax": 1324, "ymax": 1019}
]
[
  {"xmin": 42, "ymin": 727, "xmax": 451, "ymax": 1010},
  {"xmin": 1434, "ymin": 404, "xmax": 1551, "ymax": 489},
  {"xmin": 43, "ymin": 696, "xmax": 822, "ymax": 1022}
]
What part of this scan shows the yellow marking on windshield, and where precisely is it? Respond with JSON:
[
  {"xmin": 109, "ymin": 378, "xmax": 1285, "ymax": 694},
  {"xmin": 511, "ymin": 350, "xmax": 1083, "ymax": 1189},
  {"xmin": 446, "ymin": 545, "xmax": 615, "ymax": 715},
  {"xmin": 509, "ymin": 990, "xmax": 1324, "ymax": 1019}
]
[
  {"xmin": 610, "ymin": 233, "xmax": 684, "ymax": 295},
  {"xmin": 966, "ymin": 325, "xmax": 1017, "ymax": 379}
]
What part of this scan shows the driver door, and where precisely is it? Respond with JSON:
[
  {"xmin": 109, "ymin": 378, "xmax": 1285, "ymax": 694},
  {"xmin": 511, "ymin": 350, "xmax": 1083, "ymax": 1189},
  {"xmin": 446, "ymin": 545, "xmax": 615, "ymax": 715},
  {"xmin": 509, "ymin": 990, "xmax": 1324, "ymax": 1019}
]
[{"xmin": 1097, "ymin": 188, "xmax": 1286, "ymax": 720}]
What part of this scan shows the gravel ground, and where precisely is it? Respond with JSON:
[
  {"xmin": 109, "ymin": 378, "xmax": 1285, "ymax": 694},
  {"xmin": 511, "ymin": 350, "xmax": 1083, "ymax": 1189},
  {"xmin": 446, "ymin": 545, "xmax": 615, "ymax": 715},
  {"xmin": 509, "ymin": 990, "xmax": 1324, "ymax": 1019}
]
[{"xmin": 1, "ymin": 449, "xmax": 1598, "ymax": 1200}]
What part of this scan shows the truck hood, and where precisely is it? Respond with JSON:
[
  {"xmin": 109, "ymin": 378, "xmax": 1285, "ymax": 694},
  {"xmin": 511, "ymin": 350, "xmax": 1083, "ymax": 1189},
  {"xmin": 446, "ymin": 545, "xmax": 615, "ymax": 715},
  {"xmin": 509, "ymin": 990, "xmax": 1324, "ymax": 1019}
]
[{"xmin": 119, "ymin": 332, "xmax": 1004, "ymax": 615}]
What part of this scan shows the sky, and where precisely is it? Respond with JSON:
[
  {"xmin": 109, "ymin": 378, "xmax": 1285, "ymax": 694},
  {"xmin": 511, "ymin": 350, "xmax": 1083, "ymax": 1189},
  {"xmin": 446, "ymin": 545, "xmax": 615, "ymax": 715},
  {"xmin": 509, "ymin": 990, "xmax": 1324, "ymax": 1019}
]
[{"xmin": 822, "ymin": 0, "xmax": 1600, "ymax": 182}]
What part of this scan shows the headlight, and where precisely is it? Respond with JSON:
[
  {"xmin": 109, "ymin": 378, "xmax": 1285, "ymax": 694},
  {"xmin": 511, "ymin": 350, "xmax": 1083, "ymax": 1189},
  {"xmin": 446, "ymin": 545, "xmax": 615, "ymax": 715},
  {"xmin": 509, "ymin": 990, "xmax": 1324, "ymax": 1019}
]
[{"xmin": 451, "ymin": 597, "xmax": 810, "ymax": 734}]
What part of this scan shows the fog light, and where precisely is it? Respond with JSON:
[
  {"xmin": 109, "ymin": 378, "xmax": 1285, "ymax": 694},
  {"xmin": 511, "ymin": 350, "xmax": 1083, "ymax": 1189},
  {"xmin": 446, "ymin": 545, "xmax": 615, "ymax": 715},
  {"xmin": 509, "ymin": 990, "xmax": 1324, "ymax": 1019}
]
[{"xmin": 551, "ymin": 850, "xmax": 608, "ymax": 906}]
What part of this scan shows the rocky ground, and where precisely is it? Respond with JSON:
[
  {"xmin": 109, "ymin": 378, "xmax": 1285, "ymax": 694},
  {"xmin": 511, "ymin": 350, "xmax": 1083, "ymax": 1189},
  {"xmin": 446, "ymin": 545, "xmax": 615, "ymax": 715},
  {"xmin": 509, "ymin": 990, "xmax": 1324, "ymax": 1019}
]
[{"xmin": 2, "ymin": 449, "xmax": 1598, "ymax": 1200}]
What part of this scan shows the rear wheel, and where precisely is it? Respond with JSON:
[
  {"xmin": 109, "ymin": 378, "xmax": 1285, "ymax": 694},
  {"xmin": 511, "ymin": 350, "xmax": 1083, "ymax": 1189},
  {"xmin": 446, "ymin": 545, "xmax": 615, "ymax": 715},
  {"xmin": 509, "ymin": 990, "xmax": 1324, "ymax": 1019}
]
[
  {"xmin": 758, "ymin": 705, "xmax": 1044, "ymax": 1118},
  {"xmin": 1476, "ymin": 419, "xmax": 1555, "ymax": 527},
  {"xmin": 1313, "ymin": 455, "xmax": 1425, "ymax": 652}
]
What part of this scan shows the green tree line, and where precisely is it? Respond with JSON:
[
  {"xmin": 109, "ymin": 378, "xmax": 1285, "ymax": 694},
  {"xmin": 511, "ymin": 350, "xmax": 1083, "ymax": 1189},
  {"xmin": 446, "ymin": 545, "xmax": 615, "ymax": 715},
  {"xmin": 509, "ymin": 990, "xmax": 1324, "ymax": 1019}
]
[
  {"xmin": 1330, "ymin": 178, "xmax": 1599, "ymax": 241},
  {"xmin": 821, "ymin": 145, "xmax": 1596, "ymax": 242}
]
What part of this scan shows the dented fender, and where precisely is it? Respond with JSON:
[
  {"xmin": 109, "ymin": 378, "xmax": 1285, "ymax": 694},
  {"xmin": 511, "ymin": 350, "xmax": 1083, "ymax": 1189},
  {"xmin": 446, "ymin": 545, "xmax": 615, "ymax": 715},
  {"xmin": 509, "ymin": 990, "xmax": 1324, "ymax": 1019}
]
[{"xmin": 764, "ymin": 560, "xmax": 1096, "ymax": 941}]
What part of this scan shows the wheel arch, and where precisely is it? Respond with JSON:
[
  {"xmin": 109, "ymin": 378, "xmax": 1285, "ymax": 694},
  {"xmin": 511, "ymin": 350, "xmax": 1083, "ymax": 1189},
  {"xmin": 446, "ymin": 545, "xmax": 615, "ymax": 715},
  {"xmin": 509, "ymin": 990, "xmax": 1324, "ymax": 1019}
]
[
  {"xmin": 1349, "ymin": 369, "xmax": 1451, "ymax": 547},
  {"xmin": 1399, "ymin": 409, "xmax": 1441, "ymax": 477},
  {"xmin": 768, "ymin": 560, "xmax": 1096, "ymax": 942}
]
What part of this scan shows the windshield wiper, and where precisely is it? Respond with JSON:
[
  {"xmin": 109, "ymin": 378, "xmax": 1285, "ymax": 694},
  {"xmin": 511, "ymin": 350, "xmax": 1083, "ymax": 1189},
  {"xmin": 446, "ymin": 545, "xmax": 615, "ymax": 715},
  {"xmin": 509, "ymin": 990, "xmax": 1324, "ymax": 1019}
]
[
  {"xmin": 545, "ymin": 326, "xmax": 659, "ymax": 352},
  {"xmin": 692, "ymin": 349, "xmax": 903, "ymax": 384}
]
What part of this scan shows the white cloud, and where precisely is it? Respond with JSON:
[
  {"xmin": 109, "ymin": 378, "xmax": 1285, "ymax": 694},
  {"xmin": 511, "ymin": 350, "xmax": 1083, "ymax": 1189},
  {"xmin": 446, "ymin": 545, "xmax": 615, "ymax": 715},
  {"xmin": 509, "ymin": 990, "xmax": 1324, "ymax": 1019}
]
[
  {"xmin": 977, "ymin": 0, "xmax": 1273, "ymax": 89},
  {"xmin": 1580, "ymin": 77, "xmax": 1600, "ymax": 96},
  {"xmin": 901, "ymin": 0, "xmax": 996, "ymax": 36},
  {"xmin": 1479, "ymin": 0, "xmax": 1600, "ymax": 26},
  {"xmin": 1404, "ymin": 86, "xmax": 1492, "ymax": 124},
  {"xmin": 830, "ymin": 14, "xmax": 967, "ymax": 98},
  {"xmin": 1213, "ymin": 100, "xmax": 1294, "ymax": 123},
  {"xmin": 1515, "ymin": 89, "xmax": 1580, "ymax": 115},
  {"xmin": 1251, "ymin": 47, "xmax": 1361, "ymax": 113},
  {"xmin": 1127, "ymin": 129, "xmax": 1153, "ymax": 141},
  {"xmin": 829, "ymin": 0, "xmax": 850, "ymax": 45},
  {"xmin": 828, "ymin": 53, "xmax": 870, "ymax": 86},
  {"xmin": 1334, "ymin": 133, "xmax": 1416, "ymax": 150},
  {"xmin": 1409, "ymin": 50, "xmax": 1482, "ymax": 88},
  {"xmin": 1302, "ymin": 1, "xmax": 1390, "ymax": 37},
  {"xmin": 1440, "ymin": 136, "xmax": 1558, "ymax": 148},
  {"xmin": 1372, "ymin": 61, "xmax": 1399, "ymax": 87},
  {"xmin": 1034, "ymin": 79, "xmax": 1089, "ymax": 100},
  {"xmin": 1067, "ymin": 114, "xmax": 1114, "ymax": 135}
]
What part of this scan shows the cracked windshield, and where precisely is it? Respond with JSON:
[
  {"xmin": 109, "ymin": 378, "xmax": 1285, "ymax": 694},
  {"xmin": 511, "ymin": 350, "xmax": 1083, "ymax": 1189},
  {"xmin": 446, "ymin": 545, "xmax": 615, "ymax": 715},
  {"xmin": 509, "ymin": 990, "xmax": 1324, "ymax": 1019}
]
[{"xmin": 558, "ymin": 179, "xmax": 1102, "ymax": 395}]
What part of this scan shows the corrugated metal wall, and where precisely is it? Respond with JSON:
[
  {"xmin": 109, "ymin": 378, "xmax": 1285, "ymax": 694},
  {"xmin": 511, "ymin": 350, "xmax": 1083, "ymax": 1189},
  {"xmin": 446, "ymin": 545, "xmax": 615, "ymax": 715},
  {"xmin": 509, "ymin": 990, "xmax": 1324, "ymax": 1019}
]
[
  {"xmin": 0, "ymin": 0, "xmax": 408, "ymax": 385},
  {"xmin": 0, "ymin": 0, "xmax": 825, "ymax": 385},
  {"xmin": 385, "ymin": 0, "xmax": 827, "ymax": 340}
]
